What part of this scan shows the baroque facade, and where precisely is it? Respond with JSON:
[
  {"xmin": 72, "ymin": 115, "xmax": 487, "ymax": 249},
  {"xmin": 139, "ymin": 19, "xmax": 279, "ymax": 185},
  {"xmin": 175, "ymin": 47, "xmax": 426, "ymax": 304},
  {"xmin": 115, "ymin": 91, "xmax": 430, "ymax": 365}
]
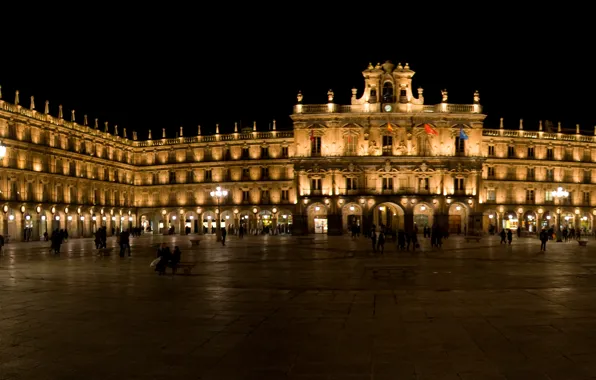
[{"xmin": 1, "ymin": 61, "xmax": 595, "ymax": 241}]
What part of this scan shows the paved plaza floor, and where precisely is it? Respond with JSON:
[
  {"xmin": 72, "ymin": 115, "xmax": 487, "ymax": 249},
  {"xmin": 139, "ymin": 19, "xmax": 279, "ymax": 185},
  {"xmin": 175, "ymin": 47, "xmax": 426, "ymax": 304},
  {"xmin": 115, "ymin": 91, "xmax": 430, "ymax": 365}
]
[{"xmin": 1, "ymin": 233, "xmax": 596, "ymax": 379}]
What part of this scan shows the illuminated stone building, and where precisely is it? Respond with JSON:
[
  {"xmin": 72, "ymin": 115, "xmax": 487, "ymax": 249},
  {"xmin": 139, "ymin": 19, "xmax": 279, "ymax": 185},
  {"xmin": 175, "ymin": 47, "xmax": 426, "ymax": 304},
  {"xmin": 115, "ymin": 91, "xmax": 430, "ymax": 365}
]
[{"xmin": 1, "ymin": 61, "xmax": 595, "ymax": 241}]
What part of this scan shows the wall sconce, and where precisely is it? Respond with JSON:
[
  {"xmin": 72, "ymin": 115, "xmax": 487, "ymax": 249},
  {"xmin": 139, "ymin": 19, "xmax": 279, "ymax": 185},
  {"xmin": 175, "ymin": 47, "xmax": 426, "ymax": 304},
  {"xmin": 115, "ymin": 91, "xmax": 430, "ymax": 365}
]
[
  {"xmin": 77, "ymin": 207, "xmax": 81, "ymax": 214},
  {"xmin": 446, "ymin": 198, "xmax": 452, "ymax": 204},
  {"xmin": 432, "ymin": 198, "xmax": 437, "ymax": 204},
  {"xmin": 271, "ymin": 207, "xmax": 278, "ymax": 214},
  {"xmin": 196, "ymin": 207, "xmax": 202, "ymax": 214},
  {"xmin": 67, "ymin": 215, "xmax": 73, "ymax": 221},
  {"xmin": 8, "ymin": 214, "xmax": 14, "ymax": 221},
  {"xmin": 20, "ymin": 205, "xmax": 25, "ymax": 213},
  {"xmin": 338, "ymin": 199, "xmax": 344, "ymax": 205},
  {"xmin": 3, "ymin": 205, "xmax": 9, "ymax": 213},
  {"xmin": 315, "ymin": 206, "xmax": 320, "ymax": 211},
  {"xmin": 233, "ymin": 209, "xmax": 239, "ymax": 214},
  {"xmin": 488, "ymin": 214, "xmax": 494, "ymax": 219},
  {"xmin": 517, "ymin": 207, "xmax": 523, "ymax": 214},
  {"xmin": 128, "ymin": 210, "xmax": 132, "ymax": 216},
  {"xmin": 456, "ymin": 206, "xmax": 461, "ymax": 211},
  {"xmin": 252, "ymin": 207, "xmax": 258, "ymax": 214},
  {"xmin": 80, "ymin": 216, "xmax": 85, "ymax": 221},
  {"xmin": 55, "ymin": 216, "xmax": 61, "ymax": 221},
  {"xmin": 110, "ymin": 209, "xmax": 114, "ymax": 215},
  {"xmin": 420, "ymin": 206, "xmax": 426, "ymax": 211},
  {"xmin": 324, "ymin": 199, "xmax": 330, "ymax": 205},
  {"xmin": 161, "ymin": 209, "xmax": 167, "ymax": 215},
  {"xmin": 349, "ymin": 206, "xmax": 355, "ymax": 211},
  {"xmin": 41, "ymin": 215, "xmax": 46, "ymax": 221},
  {"xmin": 575, "ymin": 209, "xmax": 580, "ymax": 215},
  {"xmin": 468, "ymin": 199, "xmax": 473, "ymax": 205},
  {"xmin": 180, "ymin": 209, "xmax": 185, "ymax": 215},
  {"xmin": 25, "ymin": 215, "xmax": 31, "ymax": 221},
  {"xmin": 128, "ymin": 217, "xmax": 133, "ymax": 221},
  {"xmin": 172, "ymin": 215, "xmax": 177, "ymax": 220},
  {"xmin": 537, "ymin": 208, "xmax": 543, "ymax": 214},
  {"xmin": 546, "ymin": 215, "xmax": 551, "ymax": 220},
  {"xmin": 102, "ymin": 216, "xmax": 107, "ymax": 221},
  {"xmin": 303, "ymin": 199, "xmax": 308, "ymax": 205},
  {"xmin": 111, "ymin": 216, "xmax": 116, "ymax": 221},
  {"xmin": 120, "ymin": 216, "xmax": 124, "ymax": 221},
  {"xmin": 64, "ymin": 207, "xmax": 69, "ymax": 214},
  {"xmin": 92, "ymin": 215, "xmax": 97, "ymax": 221}
]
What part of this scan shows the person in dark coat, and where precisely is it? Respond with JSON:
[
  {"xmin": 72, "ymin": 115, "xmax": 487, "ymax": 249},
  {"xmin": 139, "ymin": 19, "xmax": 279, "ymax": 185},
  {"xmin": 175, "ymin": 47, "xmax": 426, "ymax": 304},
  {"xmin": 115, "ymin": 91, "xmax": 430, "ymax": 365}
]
[
  {"xmin": 539, "ymin": 228, "xmax": 548, "ymax": 252},
  {"xmin": 170, "ymin": 246, "xmax": 182, "ymax": 274},
  {"xmin": 155, "ymin": 243, "xmax": 171, "ymax": 275}
]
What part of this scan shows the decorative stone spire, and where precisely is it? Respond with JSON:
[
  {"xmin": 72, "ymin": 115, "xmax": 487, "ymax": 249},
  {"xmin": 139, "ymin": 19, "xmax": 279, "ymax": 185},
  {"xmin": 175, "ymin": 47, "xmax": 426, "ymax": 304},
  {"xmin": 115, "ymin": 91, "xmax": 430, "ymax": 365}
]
[
  {"xmin": 83, "ymin": 115, "xmax": 88, "ymax": 126},
  {"xmin": 123, "ymin": 128, "xmax": 127, "ymax": 138},
  {"xmin": 539, "ymin": 120, "xmax": 543, "ymax": 131},
  {"xmin": 473, "ymin": 90, "xmax": 480, "ymax": 104},
  {"xmin": 576, "ymin": 124, "xmax": 580, "ymax": 134},
  {"xmin": 234, "ymin": 122, "xmax": 238, "ymax": 133},
  {"xmin": 297, "ymin": 90, "xmax": 303, "ymax": 103},
  {"xmin": 14, "ymin": 90, "xmax": 19, "ymax": 105},
  {"xmin": 499, "ymin": 118, "xmax": 504, "ymax": 129},
  {"xmin": 351, "ymin": 88, "xmax": 357, "ymax": 100},
  {"xmin": 441, "ymin": 89, "xmax": 448, "ymax": 103},
  {"xmin": 179, "ymin": 126, "xmax": 183, "ymax": 137},
  {"xmin": 519, "ymin": 119, "xmax": 523, "ymax": 130},
  {"xmin": 404, "ymin": 62, "xmax": 410, "ymax": 70},
  {"xmin": 198, "ymin": 125, "xmax": 201, "ymax": 135},
  {"xmin": 327, "ymin": 89, "xmax": 334, "ymax": 102},
  {"xmin": 44, "ymin": 100, "xmax": 49, "ymax": 114},
  {"xmin": 396, "ymin": 62, "xmax": 403, "ymax": 70},
  {"xmin": 216, "ymin": 124, "xmax": 219, "ymax": 134},
  {"xmin": 58, "ymin": 105, "xmax": 63, "ymax": 119},
  {"xmin": 558, "ymin": 122, "xmax": 562, "ymax": 132},
  {"xmin": 418, "ymin": 87, "xmax": 424, "ymax": 97},
  {"xmin": 253, "ymin": 121, "xmax": 256, "ymax": 131},
  {"xmin": 114, "ymin": 124, "xmax": 118, "ymax": 135},
  {"xmin": 30, "ymin": 96, "xmax": 35, "ymax": 110},
  {"xmin": 133, "ymin": 131, "xmax": 137, "ymax": 140},
  {"xmin": 367, "ymin": 62, "xmax": 373, "ymax": 69},
  {"xmin": 94, "ymin": 118, "xmax": 98, "ymax": 129},
  {"xmin": 148, "ymin": 130, "xmax": 152, "ymax": 139},
  {"xmin": 71, "ymin": 109, "xmax": 75, "ymax": 122},
  {"xmin": 162, "ymin": 128, "xmax": 166, "ymax": 138},
  {"xmin": 273, "ymin": 119, "xmax": 276, "ymax": 131},
  {"xmin": 104, "ymin": 121, "xmax": 108, "ymax": 133}
]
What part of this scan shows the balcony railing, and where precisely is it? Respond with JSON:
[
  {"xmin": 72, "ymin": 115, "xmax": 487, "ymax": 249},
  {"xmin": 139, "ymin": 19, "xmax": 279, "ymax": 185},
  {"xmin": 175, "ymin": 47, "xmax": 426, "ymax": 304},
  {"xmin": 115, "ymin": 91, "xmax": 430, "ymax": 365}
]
[{"xmin": 293, "ymin": 103, "xmax": 481, "ymax": 114}]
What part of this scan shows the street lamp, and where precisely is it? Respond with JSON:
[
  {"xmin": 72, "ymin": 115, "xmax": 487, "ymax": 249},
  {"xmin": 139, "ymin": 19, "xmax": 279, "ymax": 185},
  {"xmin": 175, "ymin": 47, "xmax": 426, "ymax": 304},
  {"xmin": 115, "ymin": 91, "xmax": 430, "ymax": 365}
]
[
  {"xmin": 210, "ymin": 186, "xmax": 228, "ymax": 241},
  {"xmin": 552, "ymin": 188, "xmax": 569, "ymax": 241}
]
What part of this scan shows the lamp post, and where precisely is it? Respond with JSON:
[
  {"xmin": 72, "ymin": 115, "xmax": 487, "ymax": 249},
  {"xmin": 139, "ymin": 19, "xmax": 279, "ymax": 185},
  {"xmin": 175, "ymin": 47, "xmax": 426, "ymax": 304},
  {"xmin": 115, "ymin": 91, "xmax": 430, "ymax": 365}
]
[
  {"xmin": 210, "ymin": 186, "xmax": 227, "ymax": 242},
  {"xmin": 552, "ymin": 187, "xmax": 569, "ymax": 242}
]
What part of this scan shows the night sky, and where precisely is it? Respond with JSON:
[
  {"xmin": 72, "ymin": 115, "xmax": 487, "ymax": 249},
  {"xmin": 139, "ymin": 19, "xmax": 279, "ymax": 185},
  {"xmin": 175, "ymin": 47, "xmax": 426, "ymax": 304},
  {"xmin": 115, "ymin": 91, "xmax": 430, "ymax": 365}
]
[{"xmin": 1, "ymin": 10, "xmax": 593, "ymax": 138}]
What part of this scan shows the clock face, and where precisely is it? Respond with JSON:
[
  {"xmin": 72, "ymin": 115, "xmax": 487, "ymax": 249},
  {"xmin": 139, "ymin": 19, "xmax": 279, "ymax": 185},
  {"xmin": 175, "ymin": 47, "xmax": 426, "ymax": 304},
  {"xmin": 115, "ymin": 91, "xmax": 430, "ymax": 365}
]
[{"xmin": 384, "ymin": 104, "xmax": 392, "ymax": 112}]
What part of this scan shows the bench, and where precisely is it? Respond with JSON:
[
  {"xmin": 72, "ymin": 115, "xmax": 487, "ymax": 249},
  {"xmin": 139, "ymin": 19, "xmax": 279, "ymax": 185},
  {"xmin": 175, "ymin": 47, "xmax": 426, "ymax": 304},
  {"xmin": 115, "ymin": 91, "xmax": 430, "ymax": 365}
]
[
  {"xmin": 173, "ymin": 261, "xmax": 197, "ymax": 275},
  {"xmin": 464, "ymin": 236, "xmax": 482, "ymax": 242},
  {"xmin": 578, "ymin": 240, "xmax": 588, "ymax": 246},
  {"xmin": 189, "ymin": 239, "xmax": 202, "ymax": 246},
  {"xmin": 98, "ymin": 248, "xmax": 114, "ymax": 256}
]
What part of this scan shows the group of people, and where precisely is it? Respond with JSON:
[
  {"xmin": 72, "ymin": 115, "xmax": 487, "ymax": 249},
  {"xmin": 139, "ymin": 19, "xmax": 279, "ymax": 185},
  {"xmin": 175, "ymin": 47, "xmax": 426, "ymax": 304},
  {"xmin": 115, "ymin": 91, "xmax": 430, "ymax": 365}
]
[{"xmin": 154, "ymin": 243, "xmax": 182, "ymax": 275}]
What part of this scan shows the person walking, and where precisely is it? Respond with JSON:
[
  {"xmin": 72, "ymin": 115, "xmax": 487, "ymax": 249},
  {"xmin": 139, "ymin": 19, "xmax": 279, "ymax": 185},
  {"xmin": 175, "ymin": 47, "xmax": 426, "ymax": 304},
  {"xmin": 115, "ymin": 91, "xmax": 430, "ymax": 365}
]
[
  {"xmin": 507, "ymin": 229, "xmax": 513, "ymax": 245},
  {"xmin": 500, "ymin": 229, "xmax": 506, "ymax": 244},
  {"xmin": 410, "ymin": 230, "xmax": 419, "ymax": 252},
  {"xmin": 377, "ymin": 231, "xmax": 385, "ymax": 254},
  {"xmin": 370, "ymin": 228, "xmax": 377, "ymax": 253},
  {"xmin": 539, "ymin": 228, "xmax": 548, "ymax": 252},
  {"xmin": 221, "ymin": 227, "xmax": 227, "ymax": 246}
]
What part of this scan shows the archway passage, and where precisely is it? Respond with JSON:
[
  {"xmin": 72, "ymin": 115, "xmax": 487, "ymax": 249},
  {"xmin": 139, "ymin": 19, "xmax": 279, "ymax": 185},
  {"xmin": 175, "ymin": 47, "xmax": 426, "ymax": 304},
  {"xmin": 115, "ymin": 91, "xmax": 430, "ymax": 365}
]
[
  {"xmin": 372, "ymin": 202, "xmax": 404, "ymax": 233},
  {"xmin": 447, "ymin": 203, "xmax": 468, "ymax": 234},
  {"xmin": 523, "ymin": 210, "xmax": 537, "ymax": 233}
]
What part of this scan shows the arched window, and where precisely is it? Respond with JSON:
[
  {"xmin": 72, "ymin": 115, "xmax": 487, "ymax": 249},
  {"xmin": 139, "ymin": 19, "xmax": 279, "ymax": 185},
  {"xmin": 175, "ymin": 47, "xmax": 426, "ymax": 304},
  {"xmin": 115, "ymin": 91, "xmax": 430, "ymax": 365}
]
[{"xmin": 382, "ymin": 82, "xmax": 394, "ymax": 103}]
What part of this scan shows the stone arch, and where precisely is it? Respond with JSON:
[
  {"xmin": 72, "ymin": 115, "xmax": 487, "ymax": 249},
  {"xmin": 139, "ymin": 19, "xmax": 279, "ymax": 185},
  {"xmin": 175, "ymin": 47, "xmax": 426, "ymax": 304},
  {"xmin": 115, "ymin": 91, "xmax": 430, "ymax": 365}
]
[
  {"xmin": 277, "ymin": 208, "xmax": 293, "ymax": 234},
  {"xmin": 447, "ymin": 202, "xmax": 469, "ymax": 234},
  {"xmin": 482, "ymin": 208, "xmax": 498, "ymax": 234},
  {"xmin": 522, "ymin": 209, "xmax": 538, "ymax": 233},
  {"xmin": 342, "ymin": 202, "xmax": 363, "ymax": 233},
  {"xmin": 370, "ymin": 201, "xmax": 405, "ymax": 233},
  {"xmin": 413, "ymin": 202, "xmax": 434, "ymax": 230},
  {"xmin": 307, "ymin": 202, "xmax": 328, "ymax": 234}
]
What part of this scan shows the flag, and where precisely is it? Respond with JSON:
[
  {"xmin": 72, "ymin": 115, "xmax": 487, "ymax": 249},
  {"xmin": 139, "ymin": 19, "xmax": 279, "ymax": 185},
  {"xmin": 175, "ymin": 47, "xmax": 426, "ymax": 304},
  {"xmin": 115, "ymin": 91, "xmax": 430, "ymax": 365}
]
[
  {"xmin": 310, "ymin": 129, "xmax": 315, "ymax": 141},
  {"xmin": 424, "ymin": 123, "xmax": 438, "ymax": 135},
  {"xmin": 387, "ymin": 124, "xmax": 393, "ymax": 132},
  {"xmin": 459, "ymin": 126, "xmax": 468, "ymax": 140}
]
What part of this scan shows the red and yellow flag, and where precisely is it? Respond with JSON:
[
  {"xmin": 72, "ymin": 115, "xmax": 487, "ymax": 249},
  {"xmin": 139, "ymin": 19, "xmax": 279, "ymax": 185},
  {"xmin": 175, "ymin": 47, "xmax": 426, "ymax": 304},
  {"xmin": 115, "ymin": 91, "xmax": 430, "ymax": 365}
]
[
  {"xmin": 387, "ymin": 124, "xmax": 393, "ymax": 132},
  {"xmin": 424, "ymin": 123, "xmax": 438, "ymax": 135}
]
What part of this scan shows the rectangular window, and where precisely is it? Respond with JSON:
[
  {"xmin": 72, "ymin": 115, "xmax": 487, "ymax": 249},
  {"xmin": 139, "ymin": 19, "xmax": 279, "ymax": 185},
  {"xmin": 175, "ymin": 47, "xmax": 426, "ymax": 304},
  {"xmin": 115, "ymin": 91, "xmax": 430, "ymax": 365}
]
[
  {"xmin": 546, "ymin": 169, "xmax": 554, "ymax": 181},
  {"xmin": 261, "ymin": 147, "xmax": 269, "ymax": 159},
  {"xmin": 311, "ymin": 178, "xmax": 321, "ymax": 190},
  {"xmin": 455, "ymin": 137, "xmax": 465, "ymax": 154},
  {"xmin": 204, "ymin": 149, "xmax": 212, "ymax": 161},
  {"xmin": 281, "ymin": 146, "xmax": 288, "ymax": 158},
  {"xmin": 311, "ymin": 136, "xmax": 321, "ymax": 156},
  {"xmin": 527, "ymin": 147, "xmax": 535, "ymax": 158},
  {"xmin": 584, "ymin": 170, "xmax": 592, "ymax": 184},
  {"xmin": 526, "ymin": 189, "xmax": 535, "ymax": 202},
  {"xmin": 584, "ymin": 191, "xmax": 590, "ymax": 204},
  {"xmin": 507, "ymin": 146, "xmax": 515, "ymax": 158},
  {"xmin": 382, "ymin": 177, "xmax": 393, "ymax": 190},
  {"xmin": 344, "ymin": 135, "xmax": 357, "ymax": 155},
  {"xmin": 169, "ymin": 171, "xmax": 176, "ymax": 184},
  {"xmin": 487, "ymin": 189, "xmax": 496, "ymax": 201},
  {"xmin": 488, "ymin": 167, "xmax": 495, "ymax": 178},
  {"xmin": 546, "ymin": 148, "xmax": 554, "ymax": 160},
  {"xmin": 242, "ymin": 190, "xmax": 250, "ymax": 201},
  {"xmin": 382, "ymin": 135, "xmax": 393, "ymax": 156},
  {"xmin": 242, "ymin": 147, "xmax": 250, "ymax": 160},
  {"xmin": 346, "ymin": 177, "xmax": 357, "ymax": 190},
  {"xmin": 454, "ymin": 178, "xmax": 464, "ymax": 191},
  {"xmin": 281, "ymin": 189, "xmax": 289, "ymax": 201},
  {"xmin": 205, "ymin": 169, "xmax": 212, "ymax": 182},
  {"xmin": 261, "ymin": 190, "xmax": 270, "ymax": 201},
  {"xmin": 242, "ymin": 168, "xmax": 250, "ymax": 180},
  {"xmin": 527, "ymin": 167, "xmax": 535, "ymax": 180},
  {"xmin": 261, "ymin": 167, "xmax": 269, "ymax": 179},
  {"xmin": 488, "ymin": 145, "xmax": 495, "ymax": 156},
  {"xmin": 545, "ymin": 190, "xmax": 553, "ymax": 202},
  {"xmin": 419, "ymin": 178, "xmax": 429, "ymax": 190}
]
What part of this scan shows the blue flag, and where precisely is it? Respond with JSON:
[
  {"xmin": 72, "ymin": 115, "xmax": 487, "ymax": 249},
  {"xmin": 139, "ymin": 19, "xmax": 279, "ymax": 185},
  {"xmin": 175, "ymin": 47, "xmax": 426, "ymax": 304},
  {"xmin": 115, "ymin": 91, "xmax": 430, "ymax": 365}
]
[{"xmin": 459, "ymin": 127, "xmax": 468, "ymax": 140}]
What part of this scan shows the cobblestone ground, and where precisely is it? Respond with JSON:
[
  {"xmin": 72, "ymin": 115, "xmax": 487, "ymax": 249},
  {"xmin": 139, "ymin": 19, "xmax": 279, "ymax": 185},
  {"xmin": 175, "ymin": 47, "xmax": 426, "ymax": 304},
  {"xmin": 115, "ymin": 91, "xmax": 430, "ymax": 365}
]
[{"xmin": 1, "ymin": 233, "xmax": 596, "ymax": 379}]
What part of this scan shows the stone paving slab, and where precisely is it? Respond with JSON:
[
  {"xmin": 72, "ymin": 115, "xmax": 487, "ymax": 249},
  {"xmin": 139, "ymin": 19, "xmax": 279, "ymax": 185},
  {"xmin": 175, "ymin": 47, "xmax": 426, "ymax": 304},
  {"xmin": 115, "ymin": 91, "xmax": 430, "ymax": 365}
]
[{"xmin": 1, "ymin": 233, "xmax": 596, "ymax": 379}]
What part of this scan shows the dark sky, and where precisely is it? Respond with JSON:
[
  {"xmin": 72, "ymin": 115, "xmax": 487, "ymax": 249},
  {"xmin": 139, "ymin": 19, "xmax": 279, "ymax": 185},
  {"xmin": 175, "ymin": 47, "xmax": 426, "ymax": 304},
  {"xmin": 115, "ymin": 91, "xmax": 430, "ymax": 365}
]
[{"xmin": 1, "ymin": 10, "xmax": 593, "ymax": 138}]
